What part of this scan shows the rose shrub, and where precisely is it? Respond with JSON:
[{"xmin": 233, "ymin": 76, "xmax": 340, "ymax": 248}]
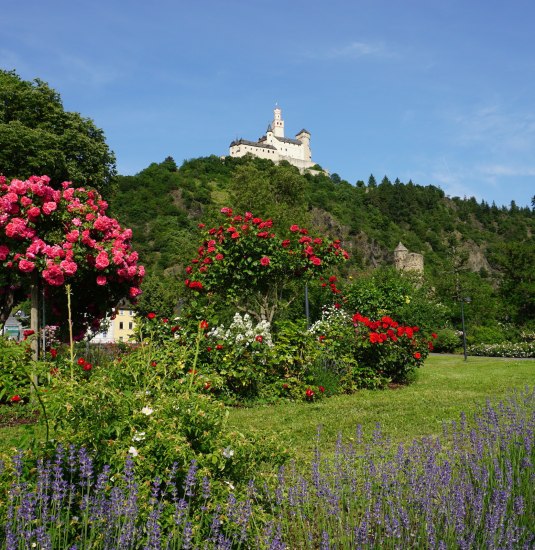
[
  {"xmin": 0, "ymin": 175, "xmax": 143, "ymax": 337},
  {"xmin": 184, "ymin": 207, "xmax": 348, "ymax": 322}
]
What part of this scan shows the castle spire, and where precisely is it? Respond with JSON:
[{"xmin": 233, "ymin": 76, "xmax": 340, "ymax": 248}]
[{"xmin": 272, "ymin": 104, "xmax": 284, "ymax": 138}]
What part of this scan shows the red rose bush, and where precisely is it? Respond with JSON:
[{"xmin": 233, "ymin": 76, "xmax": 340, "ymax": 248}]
[{"xmin": 184, "ymin": 207, "xmax": 348, "ymax": 322}]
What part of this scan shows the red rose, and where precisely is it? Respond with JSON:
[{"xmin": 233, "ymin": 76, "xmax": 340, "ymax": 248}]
[
  {"xmin": 432, "ymin": 332, "xmax": 438, "ymax": 339},
  {"xmin": 171, "ymin": 325, "xmax": 180, "ymax": 333},
  {"xmin": 260, "ymin": 256, "xmax": 270, "ymax": 266},
  {"xmin": 23, "ymin": 329, "xmax": 35, "ymax": 338},
  {"xmin": 49, "ymin": 348, "xmax": 58, "ymax": 358},
  {"xmin": 305, "ymin": 388, "xmax": 314, "ymax": 399},
  {"xmin": 151, "ymin": 361, "xmax": 157, "ymax": 367},
  {"xmin": 290, "ymin": 224, "xmax": 300, "ymax": 232},
  {"xmin": 10, "ymin": 395, "xmax": 21, "ymax": 403},
  {"xmin": 83, "ymin": 363, "xmax": 92, "ymax": 371},
  {"xmin": 319, "ymin": 386, "xmax": 325, "ymax": 393},
  {"xmin": 413, "ymin": 352, "xmax": 421, "ymax": 360},
  {"xmin": 204, "ymin": 382, "xmax": 211, "ymax": 390},
  {"xmin": 200, "ymin": 320, "xmax": 209, "ymax": 330},
  {"xmin": 255, "ymin": 335, "xmax": 263, "ymax": 343},
  {"xmin": 77, "ymin": 357, "xmax": 86, "ymax": 366},
  {"xmin": 216, "ymin": 344, "xmax": 223, "ymax": 350},
  {"xmin": 147, "ymin": 312, "xmax": 156, "ymax": 319}
]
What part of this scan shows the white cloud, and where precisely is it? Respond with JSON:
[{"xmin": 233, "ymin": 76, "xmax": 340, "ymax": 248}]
[
  {"xmin": 451, "ymin": 102, "xmax": 535, "ymax": 154},
  {"xmin": 476, "ymin": 163, "xmax": 535, "ymax": 178},
  {"xmin": 301, "ymin": 40, "xmax": 393, "ymax": 61}
]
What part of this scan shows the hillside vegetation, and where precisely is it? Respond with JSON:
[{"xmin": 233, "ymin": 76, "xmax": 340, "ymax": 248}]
[{"xmin": 110, "ymin": 155, "xmax": 534, "ymax": 332}]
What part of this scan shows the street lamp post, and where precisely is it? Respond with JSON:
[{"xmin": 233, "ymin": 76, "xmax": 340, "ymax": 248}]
[{"xmin": 460, "ymin": 297, "xmax": 471, "ymax": 361}]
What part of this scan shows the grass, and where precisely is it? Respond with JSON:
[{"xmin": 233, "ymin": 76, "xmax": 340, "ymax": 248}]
[
  {"xmin": 228, "ymin": 354, "xmax": 535, "ymax": 460},
  {"xmin": 1, "ymin": 354, "xmax": 534, "ymax": 460}
]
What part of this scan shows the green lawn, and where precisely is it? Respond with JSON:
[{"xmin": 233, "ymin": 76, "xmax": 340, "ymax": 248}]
[
  {"xmin": 228, "ymin": 354, "xmax": 535, "ymax": 460},
  {"xmin": 1, "ymin": 354, "xmax": 534, "ymax": 462}
]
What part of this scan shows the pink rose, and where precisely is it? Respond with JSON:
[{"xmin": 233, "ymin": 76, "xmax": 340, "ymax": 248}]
[
  {"xmin": 60, "ymin": 260, "xmax": 78, "ymax": 276},
  {"xmin": 65, "ymin": 230, "xmax": 79, "ymax": 243},
  {"xmin": 18, "ymin": 259, "xmax": 35, "ymax": 273},
  {"xmin": 260, "ymin": 256, "xmax": 270, "ymax": 266},
  {"xmin": 42, "ymin": 202, "xmax": 57, "ymax": 215},
  {"xmin": 5, "ymin": 218, "xmax": 27, "ymax": 238},
  {"xmin": 95, "ymin": 251, "xmax": 109, "ymax": 270},
  {"xmin": 96, "ymin": 275, "xmax": 107, "ymax": 286},
  {"xmin": 43, "ymin": 265, "xmax": 65, "ymax": 286},
  {"xmin": 0, "ymin": 245, "xmax": 9, "ymax": 260},
  {"xmin": 26, "ymin": 207, "xmax": 41, "ymax": 218}
]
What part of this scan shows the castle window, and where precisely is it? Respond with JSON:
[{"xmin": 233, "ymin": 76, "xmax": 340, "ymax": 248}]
[{"xmin": 119, "ymin": 322, "xmax": 124, "ymax": 330}]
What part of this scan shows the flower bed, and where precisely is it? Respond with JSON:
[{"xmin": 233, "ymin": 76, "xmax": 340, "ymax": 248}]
[{"xmin": 468, "ymin": 341, "xmax": 535, "ymax": 358}]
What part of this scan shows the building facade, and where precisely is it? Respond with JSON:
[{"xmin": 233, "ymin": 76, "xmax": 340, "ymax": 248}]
[
  {"xmin": 229, "ymin": 106, "xmax": 316, "ymax": 172},
  {"xmin": 91, "ymin": 303, "xmax": 137, "ymax": 343}
]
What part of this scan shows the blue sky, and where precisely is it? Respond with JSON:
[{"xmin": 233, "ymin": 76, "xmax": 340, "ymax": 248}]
[{"xmin": 2, "ymin": 0, "xmax": 535, "ymax": 207}]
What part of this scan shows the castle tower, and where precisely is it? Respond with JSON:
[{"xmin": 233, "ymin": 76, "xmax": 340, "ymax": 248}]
[
  {"xmin": 296, "ymin": 129, "xmax": 311, "ymax": 161},
  {"xmin": 394, "ymin": 242, "xmax": 408, "ymax": 270},
  {"xmin": 272, "ymin": 105, "xmax": 284, "ymax": 138}
]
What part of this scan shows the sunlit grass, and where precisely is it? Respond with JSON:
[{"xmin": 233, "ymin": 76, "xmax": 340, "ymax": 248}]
[{"xmin": 228, "ymin": 354, "xmax": 535, "ymax": 460}]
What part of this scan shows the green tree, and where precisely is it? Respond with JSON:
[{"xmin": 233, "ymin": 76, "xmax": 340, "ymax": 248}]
[
  {"xmin": 493, "ymin": 241, "xmax": 535, "ymax": 323},
  {"xmin": 0, "ymin": 70, "xmax": 116, "ymax": 196}
]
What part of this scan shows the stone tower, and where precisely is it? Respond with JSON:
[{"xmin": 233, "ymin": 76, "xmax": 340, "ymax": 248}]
[
  {"xmin": 394, "ymin": 242, "xmax": 424, "ymax": 273},
  {"xmin": 394, "ymin": 242, "xmax": 408, "ymax": 270},
  {"xmin": 272, "ymin": 105, "xmax": 284, "ymax": 138},
  {"xmin": 296, "ymin": 129, "xmax": 312, "ymax": 162}
]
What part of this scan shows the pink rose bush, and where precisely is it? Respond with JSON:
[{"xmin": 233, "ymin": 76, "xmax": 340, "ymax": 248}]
[{"xmin": 0, "ymin": 175, "xmax": 144, "ymax": 336}]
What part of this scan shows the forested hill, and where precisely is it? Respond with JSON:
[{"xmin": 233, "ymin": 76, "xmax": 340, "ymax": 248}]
[{"xmin": 110, "ymin": 155, "xmax": 534, "ymax": 322}]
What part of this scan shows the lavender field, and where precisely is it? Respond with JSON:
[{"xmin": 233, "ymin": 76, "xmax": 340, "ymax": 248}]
[{"xmin": 2, "ymin": 386, "xmax": 534, "ymax": 549}]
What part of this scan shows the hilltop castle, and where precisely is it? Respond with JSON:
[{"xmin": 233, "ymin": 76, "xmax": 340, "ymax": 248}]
[{"xmin": 229, "ymin": 106, "xmax": 316, "ymax": 172}]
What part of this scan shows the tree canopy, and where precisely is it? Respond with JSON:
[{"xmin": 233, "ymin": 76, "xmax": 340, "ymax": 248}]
[{"xmin": 0, "ymin": 70, "xmax": 116, "ymax": 196}]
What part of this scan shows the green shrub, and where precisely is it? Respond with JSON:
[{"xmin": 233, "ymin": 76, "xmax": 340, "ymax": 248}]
[
  {"xmin": 433, "ymin": 328, "xmax": 460, "ymax": 353},
  {"xmin": 41, "ymin": 330, "xmax": 289, "ymax": 483},
  {"xmin": 466, "ymin": 325, "xmax": 507, "ymax": 346},
  {"xmin": 0, "ymin": 336, "xmax": 33, "ymax": 404}
]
